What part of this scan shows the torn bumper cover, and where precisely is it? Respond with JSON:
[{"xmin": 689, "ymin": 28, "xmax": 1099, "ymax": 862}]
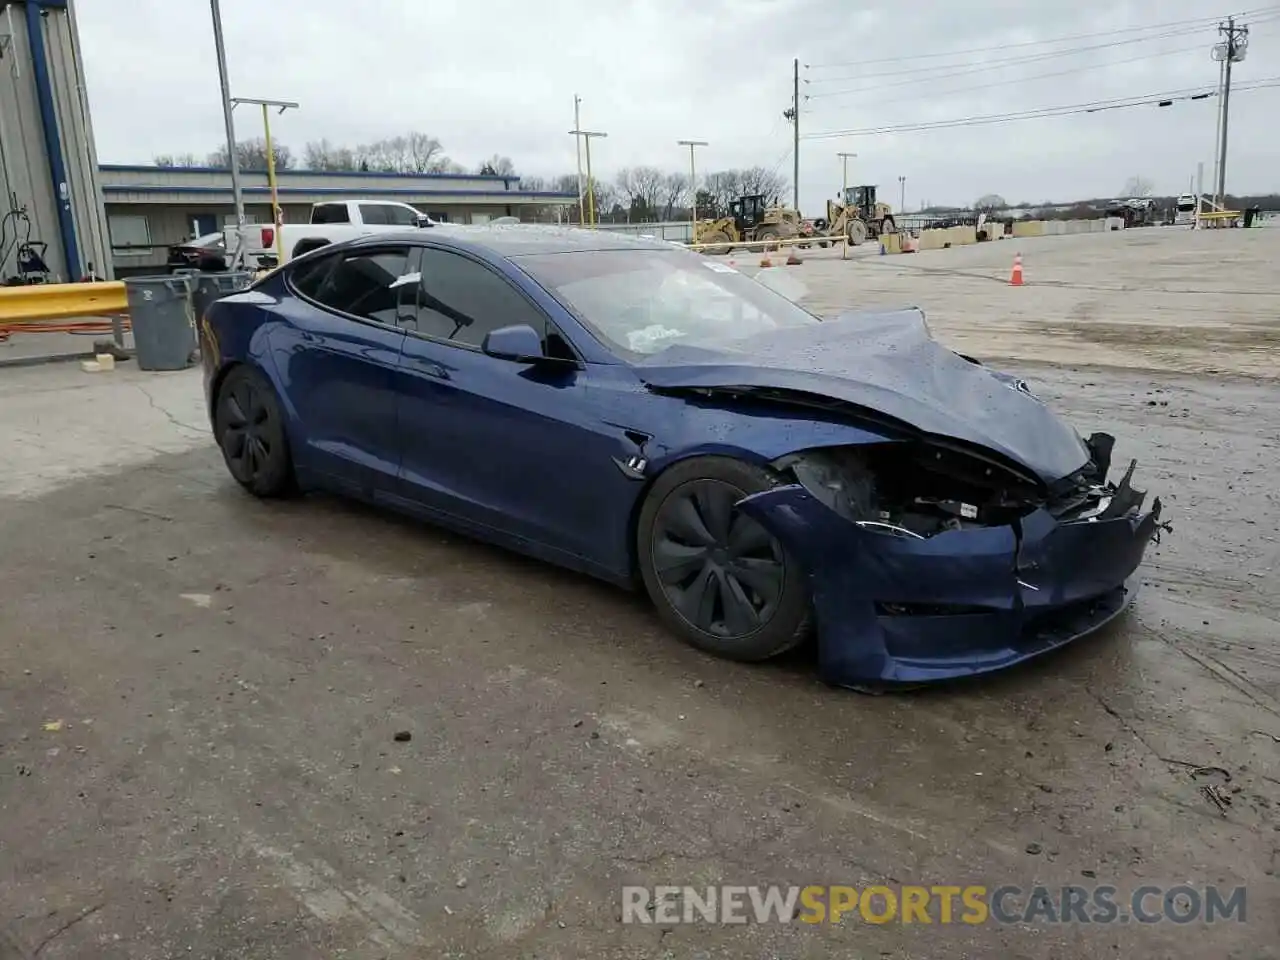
[{"xmin": 736, "ymin": 473, "xmax": 1161, "ymax": 686}]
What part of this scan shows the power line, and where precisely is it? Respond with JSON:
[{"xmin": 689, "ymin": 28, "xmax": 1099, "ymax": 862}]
[
  {"xmin": 800, "ymin": 82, "xmax": 1280, "ymax": 140},
  {"xmin": 804, "ymin": 6, "xmax": 1280, "ymax": 70},
  {"xmin": 807, "ymin": 30, "xmax": 1217, "ymax": 98},
  {"xmin": 806, "ymin": 43, "xmax": 1205, "ymax": 112}
]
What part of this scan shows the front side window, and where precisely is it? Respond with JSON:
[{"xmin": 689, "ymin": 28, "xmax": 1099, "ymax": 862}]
[
  {"xmin": 381, "ymin": 205, "xmax": 422, "ymax": 227},
  {"xmin": 411, "ymin": 248, "xmax": 546, "ymax": 348},
  {"xmin": 290, "ymin": 247, "xmax": 414, "ymax": 327}
]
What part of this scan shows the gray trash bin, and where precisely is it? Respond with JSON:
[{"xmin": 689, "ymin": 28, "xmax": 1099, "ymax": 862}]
[
  {"xmin": 192, "ymin": 271, "xmax": 254, "ymax": 322},
  {"xmin": 124, "ymin": 274, "xmax": 198, "ymax": 371}
]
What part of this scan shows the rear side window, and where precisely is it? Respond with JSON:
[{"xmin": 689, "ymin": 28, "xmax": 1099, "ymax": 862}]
[
  {"xmin": 290, "ymin": 247, "xmax": 415, "ymax": 327},
  {"xmin": 358, "ymin": 204, "xmax": 388, "ymax": 225},
  {"xmin": 312, "ymin": 203, "xmax": 351, "ymax": 225}
]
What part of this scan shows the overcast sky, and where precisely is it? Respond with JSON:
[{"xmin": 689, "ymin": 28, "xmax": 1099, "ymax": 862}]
[{"xmin": 76, "ymin": 0, "xmax": 1279, "ymax": 211}]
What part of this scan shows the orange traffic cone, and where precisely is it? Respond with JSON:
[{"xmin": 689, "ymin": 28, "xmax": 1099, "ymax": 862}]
[
  {"xmin": 1009, "ymin": 253, "xmax": 1024, "ymax": 286},
  {"xmin": 760, "ymin": 253, "xmax": 773, "ymax": 267}
]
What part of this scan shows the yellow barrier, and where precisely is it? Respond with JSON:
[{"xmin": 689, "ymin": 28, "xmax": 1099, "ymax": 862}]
[
  {"xmin": 0, "ymin": 281, "xmax": 128, "ymax": 323},
  {"xmin": 687, "ymin": 235, "xmax": 832, "ymax": 254}
]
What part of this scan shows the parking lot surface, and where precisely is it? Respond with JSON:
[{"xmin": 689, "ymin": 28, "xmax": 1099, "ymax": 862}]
[{"xmin": 1, "ymin": 227, "xmax": 1278, "ymax": 959}]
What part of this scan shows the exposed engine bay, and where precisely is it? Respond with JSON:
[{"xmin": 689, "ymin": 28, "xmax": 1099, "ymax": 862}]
[{"xmin": 774, "ymin": 433, "xmax": 1147, "ymax": 540}]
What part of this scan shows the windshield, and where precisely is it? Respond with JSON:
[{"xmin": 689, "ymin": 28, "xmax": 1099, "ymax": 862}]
[{"xmin": 513, "ymin": 249, "xmax": 820, "ymax": 356}]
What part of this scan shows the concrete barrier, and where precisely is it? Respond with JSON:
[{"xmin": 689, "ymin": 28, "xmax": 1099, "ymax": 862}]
[
  {"xmin": 882, "ymin": 232, "xmax": 902, "ymax": 254},
  {"xmin": 1012, "ymin": 220, "xmax": 1046, "ymax": 239}
]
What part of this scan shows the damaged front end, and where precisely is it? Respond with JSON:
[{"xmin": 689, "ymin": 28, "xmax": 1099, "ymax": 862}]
[{"xmin": 737, "ymin": 434, "xmax": 1163, "ymax": 686}]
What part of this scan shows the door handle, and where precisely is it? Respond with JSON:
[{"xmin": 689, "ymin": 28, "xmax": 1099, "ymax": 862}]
[{"xmin": 408, "ymin": 359, "xmax": 450, "ymax": 381}]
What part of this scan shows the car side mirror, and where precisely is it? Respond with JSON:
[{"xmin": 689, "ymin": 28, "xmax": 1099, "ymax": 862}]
[
  {"xmin": 415, "ymin": 214, "xmax": 433, "ymax": 228},
  {"xmin": 482, "ymin": 324, "xmax": 545, "ymax": 362}
]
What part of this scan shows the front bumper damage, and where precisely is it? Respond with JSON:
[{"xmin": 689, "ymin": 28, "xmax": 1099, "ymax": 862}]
[{"xmin": 736, "ymin": 467, "xmax": 1162, "ymax": 686}]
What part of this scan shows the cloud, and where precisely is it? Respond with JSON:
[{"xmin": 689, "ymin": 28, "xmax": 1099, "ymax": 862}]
[{"xmin": 76, "ymin": 0, "xmax": 1279, "ymax": 210}]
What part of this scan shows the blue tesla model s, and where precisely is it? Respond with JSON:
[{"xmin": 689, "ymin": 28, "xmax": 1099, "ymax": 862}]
[{"xmin": 200, "ymin": 226, "xmax": 1161, "ymax": 688}]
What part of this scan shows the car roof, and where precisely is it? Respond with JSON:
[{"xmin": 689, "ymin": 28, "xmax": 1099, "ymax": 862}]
[{"xmin": 346, "ymin": 224, "xmax": 679, "ymax": 257}]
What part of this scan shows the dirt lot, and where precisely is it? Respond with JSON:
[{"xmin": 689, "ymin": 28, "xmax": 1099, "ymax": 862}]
[{"xmin": 1, "ymin": 227, "xmax": 1278, "ymax": 959}]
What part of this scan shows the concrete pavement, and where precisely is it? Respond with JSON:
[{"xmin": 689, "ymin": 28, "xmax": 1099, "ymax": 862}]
[{"xmin": 1, "ymin": 226, "xmax": 1278, "ymax": 959}]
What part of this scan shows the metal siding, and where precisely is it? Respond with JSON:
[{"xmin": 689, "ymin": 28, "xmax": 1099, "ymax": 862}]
[
  {"xmin": 96, "ymin": 166, "xmax": 561, "ymax": 198},
  {"xmin": 0, "ymin": 1, "xmax": 107, "ymax": 281},
  {"xmin": 46, "ymin": 0, "xmax": 110, "ymax": 277},
  {"xmin": 0, "ymin": 2, "xmax": 66, "ymax": 279},
  {"xmin": 62, "ymin": 0, "xmax": 111, "ymax": 277}
]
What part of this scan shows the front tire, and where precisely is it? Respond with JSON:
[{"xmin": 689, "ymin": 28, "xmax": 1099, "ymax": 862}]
[
  {"xmin": 637, "ymin": 457, "xmax": 810, "ymax": 662},
  {"xmin": 214, "ymin": 365, "xmax": 295, "ymax": 497}
]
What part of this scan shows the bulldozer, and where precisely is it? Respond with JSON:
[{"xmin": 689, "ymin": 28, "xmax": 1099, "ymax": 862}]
[
  {"xmin": 694, "ymin": 194, "xmax": 803, "ymax": 255},
  {"xmin": 818, "ymin": 184, "xmax": 896, "ymax": 246}
]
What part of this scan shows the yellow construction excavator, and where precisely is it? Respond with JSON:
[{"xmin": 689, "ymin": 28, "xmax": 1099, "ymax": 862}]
[
  {"xmin": 818, "ymin": 185, "xmax": 897, "ymax": 246},
  {"xmin": 694, "ymin": 194, "xmax": 803, "ymax": 255}
]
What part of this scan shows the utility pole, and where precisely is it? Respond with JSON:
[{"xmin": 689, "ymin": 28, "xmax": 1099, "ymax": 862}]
[
  {"xmin": 573, "ymin": 95, "xmax": 584, "ymax": 224},
  {"xmin": 791, "ymin": 58, "xmax": 800, "ymax": 212},
  {"xmin": 898, "ymin": 175, "xmax": 906, "ymax": 213},
  {"xmin": 569, "ymin": 128, "xmax": 607, "ymax": 226},
  {"xmin": 837, "ymin": 152, "xmax": 856, "ymax": 260},
  {"xmin": 1215, "ymin": 16, "xmax": 1249, "ymax": 206},
  {"xmin": 231, "ymin": 97, "xmax": 299, "ymax": 267},
  {"xmin": 678, "ymin": 139, "xmax": 708, "ymax": 244},
  {"xmin": 210, "ymin": 0, "xmax": 245, "ymax": 266},
  {"xmin": 1211, "ymin": 56, "xmax": 1225, "ymax": 206}
]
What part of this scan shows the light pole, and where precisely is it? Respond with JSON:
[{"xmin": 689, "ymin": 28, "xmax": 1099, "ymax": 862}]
[
  {"xmin": 569, "ymin": 129, "xmax": 607, "ymax": 226},
  {"xmin": 898, "ymin": 175, "xmax": 906, "ymax": 213},
  {"xmin": 573, "ymin": 95, "xmax": 584, "ymax": 223},
  {"xmin": 837, "ymin": 152, "xmax": 856, "ymax": 260},
  {"xmin": 209, "ymin": 0, "xmax": 245, "ymax": 266},
  {"xmin": 678, "ymin": 139, "xmax": 708, "ymax": 244},
  {"xmin": 232, "ymin": 97, "xmax": 299, "ymax": 266}
]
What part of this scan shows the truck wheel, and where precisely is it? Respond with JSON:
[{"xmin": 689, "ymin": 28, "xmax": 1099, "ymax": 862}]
[
  {"xmin": 846, "ymin": 219, "xmax": 868, "ymax": 246},
  {"xmin": 705, "ymin": 230, "xmax": 732, "ymax": 256},
  {"xmin": 756, "ymin": 229, "xmax": 781, "ymax": 251},
  {"xmin": 881, "ymin": 216, "xmax": 896, "ymax": 235},
  {"xmin": 291, "ymin": 238, "xmax": 331, "ymax": 260}
]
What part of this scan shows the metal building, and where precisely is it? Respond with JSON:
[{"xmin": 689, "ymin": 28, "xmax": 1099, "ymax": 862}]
[{"xmin": 0, "ymin": 0, "xmax": 111, "ymax": 283}]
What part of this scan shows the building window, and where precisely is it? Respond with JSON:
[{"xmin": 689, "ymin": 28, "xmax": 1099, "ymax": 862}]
[
  {"xmin": 428, "ymin": 211, "xmax": 449, "ymax": 222},
  {"xmin": 108, "ymin": 214, "xmax": 152, "ymax": 255}
]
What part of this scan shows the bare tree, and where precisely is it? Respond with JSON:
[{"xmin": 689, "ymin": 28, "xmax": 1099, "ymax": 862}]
[
  {"xmin": 478, "ymin": 155, "xmax": 516, "ymax": 177},
  {"xmin": 659, "ymin": 172, "xmax": 689, "ymax": 220},
  {"xmin": 1121, "ymin": 176, "xmax": 1154, "ymax": 198},
  {"xmin": 738, "ymin": 166, "xmax": 789, "ymax": 206},
  {"xmin": 303, "ymin": 139, "xmax": 358, "ymax": 171},
  {"xmin": 703, "ymin": 170, "xmax": 743, "ymax": 217},
  {"xmin": 154, "ymin": 152, "xmax": 202, "ymax": 168},
  {"xmin": 428, "ymin": 158, "xmax": 467, "ymax": 175},
  {"xmin": 615, "ymin": 166, "xmax": 666, "ymax": 221},
  {"xmin": 207, "ymin": 138, "xmax": 294, "ymax": 171},
  {"xmin": 353, "ymin": 133, "xmax": 447, "ymax": 173},
  {"xmin": 974, "ymin": 193, "xmax": 1008, "ymax": 212},
  {"xmin": 518, "ymin": 175, "xmax": 546, "ymax": 191}
]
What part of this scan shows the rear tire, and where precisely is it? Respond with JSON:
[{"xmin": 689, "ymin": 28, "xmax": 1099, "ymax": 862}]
[
  {"xmin": 846, "ymin": 219, "xmax": 868, "ymax": 246},
  {"xmin": 214, "ymin": 365, "xmax": 295, "ymax": 498},
  {"xmin": 637, "ymin": 456, "xmax": 810, "ymax": 662}
]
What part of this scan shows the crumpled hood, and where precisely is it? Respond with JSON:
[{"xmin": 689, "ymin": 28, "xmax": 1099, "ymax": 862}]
[{"xmin": 635, "ymin": 307, "xmax": 1091, "ymax": 483}]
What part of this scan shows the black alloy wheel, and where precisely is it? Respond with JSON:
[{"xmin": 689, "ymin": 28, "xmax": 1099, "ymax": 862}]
[
  {"xmin": 638, "ymin": 457, "xmax": 810, "ymax": 661},
  {"xmin": 214, "ymin": 366, "xmax": 294, "ymax": 497}
]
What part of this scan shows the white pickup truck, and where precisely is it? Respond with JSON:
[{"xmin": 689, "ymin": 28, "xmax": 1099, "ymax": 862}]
[{"xmin": 224, "ymin": 199, "xmax": 436, "ymax": 269}]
